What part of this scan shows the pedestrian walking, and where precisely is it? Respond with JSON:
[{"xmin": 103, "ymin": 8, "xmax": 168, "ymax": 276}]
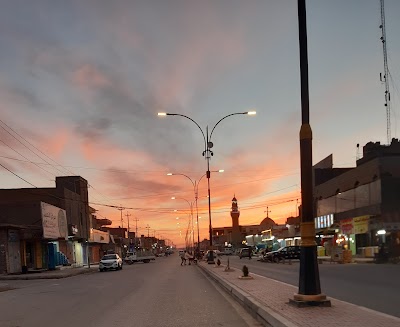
[
  {"xmin": 180, "ymin": 250, "xmax": 187, "ymax": 266},
  {"xmin": 185, "ymin": 251, "xmax": 192, "ymax": 265},
  {"xmin": 248, "ymin": 248, "xmax": 252, "ymax": 260}
]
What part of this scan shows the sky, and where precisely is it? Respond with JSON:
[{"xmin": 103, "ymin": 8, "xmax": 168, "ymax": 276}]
[{"xmin": 1, "ymin": 0, "xmax": 400, "ymax": 247}]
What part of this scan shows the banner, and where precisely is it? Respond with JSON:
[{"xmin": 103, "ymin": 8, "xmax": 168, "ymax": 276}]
[
  {"xmin": 90, "ymin": 229, "xmax": 110, "ymax": 243},
  {"xmin": 41, "ymin": 202, "xmax": 68, "ymax": 240},
  {"xmin": 340, "ymin": 218, "xmax": 354, "ymax": 235},
  {"xmin": 353, "ymin": 215, "xmax": 370, "ymax": 234}
]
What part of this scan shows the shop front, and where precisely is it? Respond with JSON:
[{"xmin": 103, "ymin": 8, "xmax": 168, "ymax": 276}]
[
  {"xmin": 89, "ymin": 229, "xmax": 110, "ymax": 263},
  {"xmin": 0, "ymin": 227, "xmax": 23, "ymax": 274},
  {"xmin": 339, "ymin": 215, "xmax": 374, "ymax": 257},
  {"xmin": 19, "ymin": 227, "xmax": 46, "ymax": 272},
  {"xmin": 40, "ymin": 202, "xmax": 68, "ymax": 270}
]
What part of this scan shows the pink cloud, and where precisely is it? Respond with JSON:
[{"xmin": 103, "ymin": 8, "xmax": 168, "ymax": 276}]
[
  {"xmin": 72, "ymin": 64, "xmax": 111, "ymax": 90},
  {"xmin": 40, "ymin": 127, "xmax": 70, "ymax": 159}
]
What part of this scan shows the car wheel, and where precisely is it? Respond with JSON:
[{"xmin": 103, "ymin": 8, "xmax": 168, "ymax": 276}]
[
  {"xmin": 273, "ymin": 257, "xmax": 280, "ymax": 263},
  {"xmin": 99, "ymin": 268, "xmax": 103, "ymax": 272}
]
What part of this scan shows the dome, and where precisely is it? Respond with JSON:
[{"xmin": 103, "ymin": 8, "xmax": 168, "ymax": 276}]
[{"xmin": 259, "ymin": 217, "xmax": 276, "ymax": 229}]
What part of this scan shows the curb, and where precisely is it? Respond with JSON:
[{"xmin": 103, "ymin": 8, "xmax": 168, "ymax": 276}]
[
  {"xmin": 198, "ymin": 264, "xmax": 297, "ymax": 327},
  {"xmin": 0, "ymin": 268, "xmax": 97, "ymax": 280}
]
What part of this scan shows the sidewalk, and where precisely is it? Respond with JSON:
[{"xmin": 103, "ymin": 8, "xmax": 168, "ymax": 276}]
[
  {"xmin": 0, "ymin": 265, "xmax": 98, "ymax": 280},
  {"xmin": 316, "ymin": 256, "xmax": 374, "ymax": 264},
  {"xmin": 198, "ymin": 261, "xmax": 400, "ymax": 327}
]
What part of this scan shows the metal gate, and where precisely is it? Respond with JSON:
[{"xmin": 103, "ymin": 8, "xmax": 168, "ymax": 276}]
[{"xmin": 7, "ymin": 230, "xmax": 21, "ymax": 274}]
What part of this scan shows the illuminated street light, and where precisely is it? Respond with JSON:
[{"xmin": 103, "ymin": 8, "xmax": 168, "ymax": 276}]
[
  {"xmin": 167, "ymin": 170, "xmax": 224, "ymax": 255},
  {"xmin": 159, "ymin": 111, "xmax": 256, "ymax": 263},
  {"xmin": 171, "ymin": 196, "xmax": 194, "ymax": 252}
]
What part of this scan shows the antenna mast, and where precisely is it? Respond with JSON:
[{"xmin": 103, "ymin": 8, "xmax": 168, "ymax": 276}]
[{"xmin": 379, "ymin": 0, "xmax": 391, "ymax": 144}]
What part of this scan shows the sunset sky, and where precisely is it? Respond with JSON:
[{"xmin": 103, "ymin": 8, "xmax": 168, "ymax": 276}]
[{"xmin": 1, "ymin": 1, "xmax": 399, "ymax": 247}]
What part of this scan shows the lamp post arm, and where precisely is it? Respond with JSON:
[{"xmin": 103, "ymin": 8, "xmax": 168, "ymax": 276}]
[
  {"xmin": 166, "ymin": 113, "xmax": 207, "ymax": 152},
  {"xmin": 209, "ymin": 112, "xmax": 248, "ymax": 140},
  {"xmin": 197, "ymin": 170, "xmax": 220, "ymax": 188},
  {"xmin": 171, "ymin": 173, "xmax": 196, "ymax": 189}
]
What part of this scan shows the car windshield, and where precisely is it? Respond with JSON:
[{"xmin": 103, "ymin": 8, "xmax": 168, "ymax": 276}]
[{"xmin": 102, "ymin": 255, "xmax": 117, "ymax": 260}]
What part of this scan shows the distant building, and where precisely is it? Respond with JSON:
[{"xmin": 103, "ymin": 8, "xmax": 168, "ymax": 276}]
[
  {"xmin": 314, "ymin": 139, "xmax": 400, "ymax": 257},
  {"xmin": 212, "ymin": 196, "xmax": 279, "ymax": 250}
]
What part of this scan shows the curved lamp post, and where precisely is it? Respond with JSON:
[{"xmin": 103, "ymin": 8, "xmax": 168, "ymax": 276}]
[
  {"xmin": 159, "ymin": 111, "xmax": 256, "ymax": 262},
  {"xmin": 167, "ymin": 170, "xmax": 224, "ymax": 255},
  {"xmin": 171, "ymin": 196, "xmax": 194, "ymax": 252}
]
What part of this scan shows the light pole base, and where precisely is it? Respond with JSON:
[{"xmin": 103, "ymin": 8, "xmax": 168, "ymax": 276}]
[{"xmin": 289, "ymin": 293, "xmax": 331, "ymax": 307}]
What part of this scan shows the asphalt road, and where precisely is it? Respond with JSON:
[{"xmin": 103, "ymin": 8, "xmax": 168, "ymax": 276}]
[
  {"xmin": 225, "ymin": 255, "xmax": 400, "ymax": 318},
  {"xmin": 0, "ymin": 255, "xmax": 261, "ymax": 327}
]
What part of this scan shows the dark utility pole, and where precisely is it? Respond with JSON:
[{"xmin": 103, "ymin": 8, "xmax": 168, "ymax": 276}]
[{"xmin": 290, "ymin": 0, "xmax": 330, "ymax": 307}]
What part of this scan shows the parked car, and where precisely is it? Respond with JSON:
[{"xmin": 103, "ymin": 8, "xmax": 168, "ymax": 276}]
[
  {"xmin": 224, "ymin": 247, "xmax": 234, "ymax": 255},
  {"xmin": 263, "ymin": 246, "xmax": 301, "ymax": 263},
  {"xmin": 99, "ymin": 254, "xmax": 123, "ymax": 271},
  {"xmin": 238, "ymin": 247, "xmax": 252, "ymax": 259}
]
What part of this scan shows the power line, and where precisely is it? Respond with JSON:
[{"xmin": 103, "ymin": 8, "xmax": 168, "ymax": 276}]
[
  {"xmin": 0, "ymin": 162, "xmax": 37, "ymax": 188},
  {"xmin": 0, "ymin": 138, "xmax": 56, "ymax": 179},
  {"xmin": 0, "ymin": 121, "xmax": 68, "ymax": 175},
  {"xmin": 0, "ymin": 120, "xmax": 121, "ymax": 206}
]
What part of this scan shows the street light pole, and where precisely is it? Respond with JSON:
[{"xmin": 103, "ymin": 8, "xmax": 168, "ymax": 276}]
[
  {"xmin": 167, "ymin": 169, "xmax": 224, "ymax": 256},
  {"xmin": 158, "ymin": 111, "xmax": 256, "ymax": 262},
  {"xmin": 172, "ymin": 196, "xmax": 194, "ymax": 252},
  {"xmin": 206, "ymin": 126, "xmax": 213, "ymax": 252},
  {"xmin": 134, "ymin": 217, "xmax": 139, "ymax": 249},
  {"xmin": 290, "ymin": 0, "xmax": 329, "ymax": 307}
]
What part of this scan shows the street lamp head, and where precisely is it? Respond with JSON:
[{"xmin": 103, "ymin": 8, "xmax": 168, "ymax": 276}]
[
  {"xmin": 246, "ymin": 111, "xmax": 257, "ymax": 115},
  {"xmin": 171, "ymin": 197, "xmax": 176, "ymax": 200},
  {"xmin": 157, "ymin": 112, "xmax": 167, "ymax": 116},
  {"xmin": 167, "ymin": 173, "xmax": 173, "ymax": 176},
  {"xmin": 218, "ymin": 169, "xmax": 224, "ymax": 173}
]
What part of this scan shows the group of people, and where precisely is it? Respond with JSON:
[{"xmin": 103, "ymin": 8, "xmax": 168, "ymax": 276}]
[{"xmin": 180, "ymin": 250, "xmax": 196, "ymax": 265}]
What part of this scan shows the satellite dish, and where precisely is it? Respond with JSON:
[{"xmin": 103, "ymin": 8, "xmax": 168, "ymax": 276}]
[{"xmin": 208, "ymin": 141, "xmax": 214, "ymax": 149}]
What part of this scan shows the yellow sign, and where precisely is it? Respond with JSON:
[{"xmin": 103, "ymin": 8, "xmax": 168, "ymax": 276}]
[{"xmin": 353, "ymin": 216, "xmax": 369, "ymax": 234}]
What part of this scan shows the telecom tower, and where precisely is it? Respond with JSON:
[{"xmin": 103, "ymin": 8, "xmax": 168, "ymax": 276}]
[{"xmin": 379, "ymin": 0, "xmax": 392, "ymax": 144}]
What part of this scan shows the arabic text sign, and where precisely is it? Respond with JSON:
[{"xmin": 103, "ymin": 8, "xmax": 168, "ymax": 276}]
[{"xmin": 41, "ymin": 202, "xmax": 68, "ymax": 240}]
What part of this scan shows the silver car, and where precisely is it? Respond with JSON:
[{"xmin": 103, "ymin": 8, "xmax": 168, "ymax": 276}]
[{"xmin": 99, "ymin": 254, "xmax": 123, "ymax": 271}]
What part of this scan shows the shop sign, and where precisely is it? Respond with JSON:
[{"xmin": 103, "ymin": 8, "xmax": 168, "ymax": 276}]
[
  {"xmin": 41, "ymin": 202, "xmax": 68, "ymax": 240},
  {"xmin": 340, "ymin": 218, "xmax": 354, "ymax": 235},
  {"xmin": 315, "ymin": 214, "xmax": 334, "ymax": 229},
  {"xmin": 89, "ymin": 229, "xmax": 110, "ymax": 244},
  {"xmin": 353, "ymin": 216, "xmax": 369, "ymax": 234}
]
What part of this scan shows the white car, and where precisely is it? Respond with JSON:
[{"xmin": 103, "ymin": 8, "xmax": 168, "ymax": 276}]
[{"xmin": 99, "ymin": 254, "xmax": 123, "ymax": 271}]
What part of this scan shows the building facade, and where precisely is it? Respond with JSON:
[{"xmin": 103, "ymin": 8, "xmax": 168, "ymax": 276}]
[
  {"xmin": 314, "ymin": 139, "xmax": 400, "ymax": 257},
  {"xmin": 0, "ymin": 176, "xmax": 91, "ymax": 273}
]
